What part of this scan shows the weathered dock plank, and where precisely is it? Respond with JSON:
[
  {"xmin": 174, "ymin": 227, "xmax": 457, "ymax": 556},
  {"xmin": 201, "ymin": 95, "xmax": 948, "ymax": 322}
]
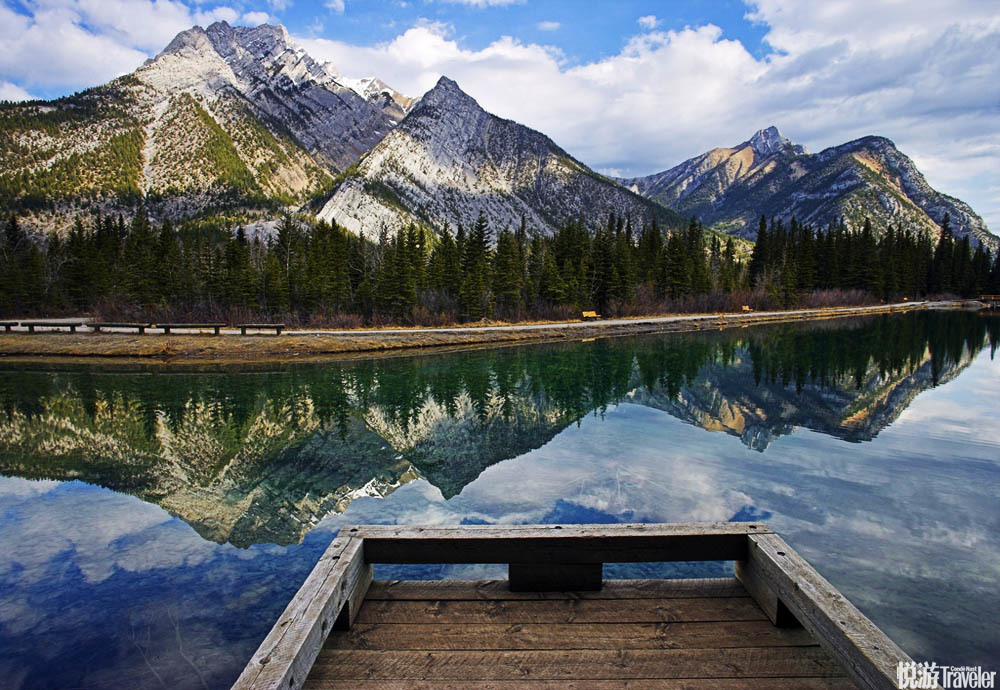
[
  {"xmin": 304, "ymin": 681, "xmax": 857, "ymax": 690},
  {"xmin": 308, "ymin": 647, "xmax": 845, "ymax": 680},
  {"xmin": 232, "ymin": 535, "xmax": 370, "ymax": 690},
  {"xmin": 234, "ymin": 524, "xmax": 914, "ymax": 690},
  {"xmin": 325, "ymin": 620, "xmax": 817, "ymax": 650},
  {"xmin": 353, "ymin": 597, "xmax": 767, "ymax": 625}
]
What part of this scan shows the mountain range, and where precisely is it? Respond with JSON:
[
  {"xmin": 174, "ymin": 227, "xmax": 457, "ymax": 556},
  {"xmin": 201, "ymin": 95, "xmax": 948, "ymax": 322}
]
[
  {"xmin": 617, "ymin": 126, "xmax": 995, "ymax": 248},
  {"xmin": 0, "ymin": 21, "xmax": 994, "ymax": 248}
]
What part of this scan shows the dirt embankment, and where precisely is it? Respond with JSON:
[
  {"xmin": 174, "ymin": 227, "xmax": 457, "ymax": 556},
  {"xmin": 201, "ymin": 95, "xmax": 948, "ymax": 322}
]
[{"xmin": 0, "ymin": 302, "xmax": 978, "ymax": 364}]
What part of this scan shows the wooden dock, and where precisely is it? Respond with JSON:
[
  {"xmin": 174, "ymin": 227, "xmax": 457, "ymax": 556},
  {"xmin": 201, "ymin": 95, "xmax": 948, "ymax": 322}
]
[{"xmin": 233, "ymin": 523, "xmax": 911, "ymax": 690}]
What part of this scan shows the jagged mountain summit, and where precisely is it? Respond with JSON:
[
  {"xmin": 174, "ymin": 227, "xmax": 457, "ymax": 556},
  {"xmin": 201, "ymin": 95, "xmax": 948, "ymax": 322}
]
[
  {"xmin": 746, "ymin": 126, "xmax": 808, "ymax": 157},
  {"xmin": 150, "ymin": 21, "xmax": 404, "ymax": 171},
  {"xmin": 318, "ymin": 76, "xmax": 679, "ymax": 238},
  {"xmin": 618, "ymin": 126, "xmax": 996, "ymax": 248},
  {"xmin": 338, "ymin": 76, "xmax": 418, "ymax": 123},
  {"xmin": 0, "ymin": 21, "xmax": 411, "ymax": 230}
]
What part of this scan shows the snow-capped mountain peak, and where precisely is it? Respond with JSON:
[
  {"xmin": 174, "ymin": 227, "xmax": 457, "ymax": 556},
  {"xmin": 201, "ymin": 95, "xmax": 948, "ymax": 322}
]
[
  {"xmin": 747, "ymin": 126, "xmax": 807, "ymax": 157},
  {"xmin": 338, "ymin": 75, "xmax": 417, "ymax": 121}
]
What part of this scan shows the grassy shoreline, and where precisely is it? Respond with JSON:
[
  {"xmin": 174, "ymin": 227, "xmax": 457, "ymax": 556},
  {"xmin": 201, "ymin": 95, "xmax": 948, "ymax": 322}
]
[{"xmin": 0, "ymin": 301, "xmax": 975, "ymax": 364}]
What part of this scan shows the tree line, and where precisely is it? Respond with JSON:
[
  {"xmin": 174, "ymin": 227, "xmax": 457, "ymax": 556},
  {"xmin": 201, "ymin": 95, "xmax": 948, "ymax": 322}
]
[{"xmin": 1, "ymin": 209, "xmax": 998, "ymax": 324}]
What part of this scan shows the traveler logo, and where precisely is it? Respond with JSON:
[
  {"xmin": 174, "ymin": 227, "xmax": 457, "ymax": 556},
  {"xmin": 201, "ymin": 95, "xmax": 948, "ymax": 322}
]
[{"xmin": 898, "ymin": 661, "xmax": 997, "ymax": 689}]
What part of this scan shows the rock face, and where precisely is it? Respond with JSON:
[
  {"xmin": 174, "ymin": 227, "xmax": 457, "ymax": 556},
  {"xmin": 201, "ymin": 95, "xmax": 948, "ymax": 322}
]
[
  {"xmin": 318, "ymin": 77, "xmax": 679, "ymax": 238},
  {"xmin": 148, "ymin": 22, "xmax": 399, "ymax": 173},
  {"xmin": 0, "ymin": 21, "xmax": 409, "ymax": 231},
  {"xmin": 619, "ymin": 126, "xmax": 997, "ymax": 248}
]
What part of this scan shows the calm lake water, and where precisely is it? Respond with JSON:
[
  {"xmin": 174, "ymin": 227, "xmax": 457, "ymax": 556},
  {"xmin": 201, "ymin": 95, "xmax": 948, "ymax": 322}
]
[{"xmin": 0, "ymin": 310, "xmax": 998, "ymax": 688}]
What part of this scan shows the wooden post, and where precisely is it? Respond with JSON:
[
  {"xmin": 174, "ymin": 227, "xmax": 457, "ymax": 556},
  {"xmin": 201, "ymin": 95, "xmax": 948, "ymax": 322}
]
[
  {"xmin": 735, "ymin": 557, "xmax": 798, "ymax": 627},
  {"xmin": 509, "ymin": 562, "xmax": 602, "ymax": 591}
]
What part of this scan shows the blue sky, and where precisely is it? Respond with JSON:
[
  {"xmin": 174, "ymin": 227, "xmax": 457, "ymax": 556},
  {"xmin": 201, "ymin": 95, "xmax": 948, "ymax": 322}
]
[
  {"xmin": 287, "ymin": 0, "xmax": 773, "ymax": 64},
  {"xmin": 0, "ymin": 0, "xmax": 997, "ymax": 231}
]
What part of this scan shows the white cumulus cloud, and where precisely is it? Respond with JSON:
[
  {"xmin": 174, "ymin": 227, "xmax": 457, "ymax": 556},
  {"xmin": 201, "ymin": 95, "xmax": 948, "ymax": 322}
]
[
  {"xmin": 242, "ymin": 11, "xmax": 271, "ymax": 26},
  {"xmin": 325, "ymin": 0, "xmax": 345, "ymax": 13},
  {"xmin": 637, "ymin": 15, "xmax": 660, "ymax": 30},
  {"xmin": 536, "ymin": 21, "xmax": 560, "ymax": 32},
  {"xmin": 0, "ymin": 1, "xmax": 251, "ymax": 92},
  {"xmin": 0, "ymin": 80, "xmax": 34, "ymax": 102}
]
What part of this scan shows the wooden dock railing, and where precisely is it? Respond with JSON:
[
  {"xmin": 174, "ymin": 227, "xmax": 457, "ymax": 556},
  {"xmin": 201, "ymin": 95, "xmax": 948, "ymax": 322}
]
[{"xmin": 234, "ymin": 522, "xmax": 911, "ymax": 690}]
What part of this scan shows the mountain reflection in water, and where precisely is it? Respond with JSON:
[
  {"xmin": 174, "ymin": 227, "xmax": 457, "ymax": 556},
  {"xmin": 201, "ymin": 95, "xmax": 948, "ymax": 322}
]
[{"xmin": 0, "ymin": 310, "xmax": 997, "ymax": 689}]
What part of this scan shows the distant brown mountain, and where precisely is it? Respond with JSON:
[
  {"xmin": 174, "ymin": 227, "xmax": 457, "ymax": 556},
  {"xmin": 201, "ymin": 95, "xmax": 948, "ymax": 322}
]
[{"xmin": 617, "ymin": 126, "xmax": 997, "ymax": 249}]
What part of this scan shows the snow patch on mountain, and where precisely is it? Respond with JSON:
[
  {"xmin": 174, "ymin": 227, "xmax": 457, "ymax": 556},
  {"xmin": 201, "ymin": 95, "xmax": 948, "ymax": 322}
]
[{"xmin": 748, "ymin": 126, "xmax": 808, "ymax": 158}]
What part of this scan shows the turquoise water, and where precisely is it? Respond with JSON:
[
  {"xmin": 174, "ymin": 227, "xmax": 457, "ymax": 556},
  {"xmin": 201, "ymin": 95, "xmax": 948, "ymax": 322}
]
[{"xmin": 0, "ymin": 311, "xmax": 997, "ymax": 688}]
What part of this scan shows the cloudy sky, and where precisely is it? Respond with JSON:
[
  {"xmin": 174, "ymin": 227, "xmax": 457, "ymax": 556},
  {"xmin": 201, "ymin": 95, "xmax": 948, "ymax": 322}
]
[{"xmin": 1, "ymin": 0, "xmax": 997, "ymax": 230}]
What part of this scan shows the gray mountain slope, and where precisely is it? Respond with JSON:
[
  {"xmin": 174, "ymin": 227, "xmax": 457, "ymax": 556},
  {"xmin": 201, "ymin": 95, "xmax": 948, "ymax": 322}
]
[{"xmin": 318, "ymin": 77, "xmax": 681, "ymax": 237}]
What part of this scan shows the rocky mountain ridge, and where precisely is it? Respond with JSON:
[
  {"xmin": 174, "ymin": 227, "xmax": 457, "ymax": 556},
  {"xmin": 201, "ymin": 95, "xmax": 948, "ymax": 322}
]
[
  {"xmin": 317, "ymin": 76, "xmax": 679, "ymax": 238},
  {"xmin": 619, "ymin": 126, "xmax": 996, "ymax": 249}
]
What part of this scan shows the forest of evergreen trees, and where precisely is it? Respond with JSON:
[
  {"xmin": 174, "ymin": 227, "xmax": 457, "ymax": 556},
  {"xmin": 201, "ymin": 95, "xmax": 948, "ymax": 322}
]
[{"xmin": 1, "ymin": 209, "xmax": 998, "ymax": 325}]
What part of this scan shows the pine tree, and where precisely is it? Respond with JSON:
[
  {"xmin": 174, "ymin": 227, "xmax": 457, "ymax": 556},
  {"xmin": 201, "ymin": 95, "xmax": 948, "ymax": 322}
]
[
  {"xmin": 539, "ymin": 249, "xmax": 566, "ymax": 305},
  {"xmin": 526, "ymin": 234, "xmax": 546, "ymax": 307},
  {"xmin": 686, "ymin": 218, "xmax": 710, "ymax": 294},
  {"xmin": 459, "ymin": 212, "xmax": 490, "ymax": 320},
  {"xmin": 720, "ymin": 237, "xmax": 736, "ymax": 294},
  {"xmin": 748, "ymin": 215, "xmax": 769, "ymax": 288},
  {"xmin": 664, "ymin": 231, "xmax": 690, "ymax": 298},
  {"xmin": 930, "ymin": 214, "xmax": 955, "ymax": 294},
  {"xmin": 637, "ymin": 218, "xmax": 663, "ymax": 286},
  {"xmin": 492, "ymin": 229, "xmax": 523, "ymax": 317},
  {"xmin": 392, "ymin": 230, "xmax": 417, "ymax": 319},
  {"xmin": 591, "ymin": 223, "xmax": 614, "ymax": 313}
]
